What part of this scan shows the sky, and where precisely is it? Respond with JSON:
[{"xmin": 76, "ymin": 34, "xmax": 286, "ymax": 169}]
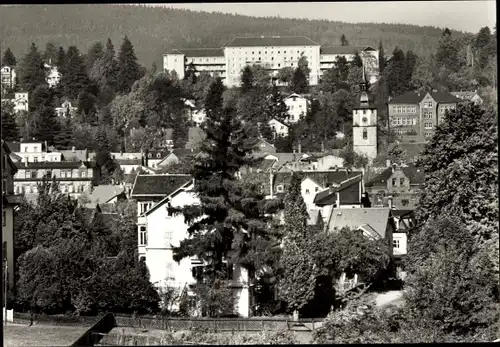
[{"xmin": 150, "ymin": 1, "xmax": 496, "ymax": 33}]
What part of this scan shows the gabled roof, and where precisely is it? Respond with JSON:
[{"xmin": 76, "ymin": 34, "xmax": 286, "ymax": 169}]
[
  {"xmin": 285, "ymin": 92, "xmax": 307, "ymax": 100},
  {"xmin": 320, "ymin": 46, "xmax": 376, "ymax": 55},
  {"xmin": 225, "ymin": 36, "xmax": 319, "ymax": 47},
  {"xmin": 116, "ymin": 158, "xmax": 142, "ymax": 165},
  {"xmin": 325, "ymin": 207, "xmax": 392, "ymax": 239},
  {"xmin": 391, "ymin": 209, "xmax": 415, "ymax": 218},
  {"xmin": 171, "ymin": 148, "xmax": 195, "ymax": 158},
  {"xmin": 313, "ymin": 174, "xmax": 363, "ymax": 205},
  {"xmin": 365, "ymin": 167, "xmax": 392, "ymax": 187},
  {"xmin": 166, "ymin": 48, "xmax": 225, "ymax": 57},
  {"xmin": 85, "ymin": 185, "xmax": 126, "ymax": 208},
  {"xmin": 401, "ymin": 164, "xmax": 425, "ymax": 185},
  {"xmin": 1, "ymin": 140, "xmax": 18, "ymax": 174},
  {"xmin": 5, "ymin": 141, "xmax": 20, "ymax": 152},
  {"xmin": 450, "ymin": 91, "xmax": 480, "ymax": 100},
  {"xmin": 60, "ymin": 149, "xmax": 88, "ymax": 162},
  {"xmin": 131, "ymin": 174, "xmax": 192, "ymax": 197},
  {"xmin": 142, "ymin": 180, "xmax": 195, "ymax": 217},
  {"xmin": 389, "ymin": 91, "xmax": 462, "ymax": 105}
]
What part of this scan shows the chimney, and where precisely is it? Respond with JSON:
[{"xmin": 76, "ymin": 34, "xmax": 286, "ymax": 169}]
[
  {"xmin": 298, "ymin": 142, "xmax": 302, "ymax": 154},
  {"xmin": 386, "ymin": 159, "xmax": 391, "ymax": 167},
  {"xmin": 321, "ymin": 141, "xmax": 325, "ymax": 153},
  {"xmin": 335, "ymin": 192, "xmax": 340, "ymax": 208},
  {"xmin": 44, "ymin": 140, "xmax": 48, "ymax": 152},
  {"xmin": 72, "ymin": 146, "xmax": 76, "ymax": 153}
]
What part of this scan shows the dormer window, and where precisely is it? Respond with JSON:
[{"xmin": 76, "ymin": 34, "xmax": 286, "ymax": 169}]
[
  {"xmin": 148, "ymin": 153, "xmax": 152, "ymax": 158},
  {"xmin": 157, "ymin": 153, "xmax": 161, "ymax": 158},
  {"xmin": 362, "ymin": 117, "xmax": 368, "ymax": 123},
  {"xmin": 276, "ymin": 185, "xmax": 284, "ymax": 192}
]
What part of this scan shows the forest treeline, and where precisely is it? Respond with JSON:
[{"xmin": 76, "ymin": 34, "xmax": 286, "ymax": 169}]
[{"xmin": 0, "ymin": 4, "xmax": 472, "ymax": 68}]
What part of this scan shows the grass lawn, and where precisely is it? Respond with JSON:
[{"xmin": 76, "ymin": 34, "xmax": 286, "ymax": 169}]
[{"xmin": 3, "ymin": 323, "xmax": 88, "ymax": 347}]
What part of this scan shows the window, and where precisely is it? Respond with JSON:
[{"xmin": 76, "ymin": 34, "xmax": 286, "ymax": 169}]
[
  {"xmin": 397, "ymin": 106, "xmax": 402, "ymax": 113},
  {"xmin": 33, "ymin": 157, "xmax": 38, "ymax": 162},
  {"xmin": 24, "ymin": 147, "xmax": 27, "ymax": 152},
  {"xmin": 362, "ymin": 128, "xmax": 368, "ymax": 140},
  {"xmin": 412, "ymin": 118, "xmax": 417, "ymax": 125},
  {"xmin": 393, "ymin": 239, "xmax": 400, "ymax": 249},
  {"xmin": 34, "ymin": 146, "xmax": 38, "ymax": 152},
  {"xmin": 164, "ymin": 230, "xmax": 172, "ymax": 246},
  {"xmin": 80, "ymin": 170, "xmax": 86, "ymax": 178},
  {"xmin": 139, "ymin": 256, "xmax": 146, "ymax": 262},
  {"xmin": 315, "ymin": 187, "xmax": 319, "ymax": 192},
  {"xmin": 139, "ymin": 226, "xmax": 147, "ymax": 246},
  {"xmin": 2, "ymin": 210, "xmax": 5, "ymax": 226},
  {"xmin": 305, "ymin": 189, "xmax": 310, "ymax": 194},
  {"xmin": 400, "ymin": 178, "xmax": 405, "ymax": 185},
  {"xmin": 165, "ymin": 263, "xmax": 175, "ymax": 280},
  {"xmin": 392, "ymin": 178, "xmax": 397, "ymax": 186},
  {"xmin": 424, "ymin": 122, "xmax": 433, "ymax": 129}
]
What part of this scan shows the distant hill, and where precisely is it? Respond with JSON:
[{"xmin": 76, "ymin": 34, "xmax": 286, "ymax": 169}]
[{"xmin": 0, "ymin": 4, "xmax": 472, "ymax": 69}]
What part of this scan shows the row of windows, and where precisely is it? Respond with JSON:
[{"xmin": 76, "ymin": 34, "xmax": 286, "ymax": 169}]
[
  {"xmin": 392, "ymin": 117, "xmax": 417, "ymax": 126},
  {"xmin": 394, "ymin": 129, "xmax": 410, "ymax": 135},
  {"xmin": 21, "ymin": 170, "xmax": 87, "ymax": 179},
  {"xmin": 422, "ymin": 101, "xmax": 433, "ymax": 108},
  {"xmin": 138, "ymin": 226, "xmax": 173, "ymax": 247},
  {"xmin": 391, "ymin": 178, "xmax": 406, "ymax": 186},
  {"xmin": 392, "ymin": 106, "xmax": 417, "ymax": 113},
  {"xmin": 439, "ymin": 105, "xmax": 455, "ymax": 113},
  {"xmin": 15, "ymin": 184, "xmax": 86, "ymax": 194},
  {"xmin": 424, "ymin": 122, "xmax": 434, "ymax": 129},
  {"xmin": 424, "ymin": 131, "xmax": 433, "ymax": 137}
]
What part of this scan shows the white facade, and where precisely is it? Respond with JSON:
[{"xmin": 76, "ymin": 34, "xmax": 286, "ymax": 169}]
[
  {"xmin": 16, "ymin": 141, "xmax": 62, "ymax": 163},
  {"xmin": 316, "ymin": 155, "xmax": 345, "ymax": 170},
  {"xmin": 284, "ymin": 93, "xmax": 308, "ymax": 123},
  {"xmin": 301, "ymin": 177, "xmax": 324, "ymax": 212},
  {"xmin": 1, "ymin": 66, "xmax": 16, "ymax": 92},
  {"xmin": 45, "ymin": 63, "xmax": 61, "ymax": 88},
  {"xmin": 192, "ymin": 109, "xmax": 206, "ymax": 127},
  {"xmin": 163, "ymin": 37, "xmax": 379, "ymax": 88},
  {"xmin": 137, "ymin": 182, "xmax": 252, "ymax": 317},
  {"xmin": 353, "ymin": 93, "xmax": 378, "ymax": 161},
  {"xmin": 268, "ymin": 118, "xmax": 289, "ymax": 137},
  {"xmin": 393, "ymin": 232, "xmax": 407, "ymax": 256},
  {"xmin": 55, "ymin": 100, "xmax": 77, "ymax": 118}
]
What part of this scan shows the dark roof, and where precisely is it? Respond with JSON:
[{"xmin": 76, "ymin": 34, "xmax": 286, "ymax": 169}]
[
  {"xmin": 391, "ymin": 209, "xmax": 415, "ymax": 218},
  {"xmin": 313, "ymin": 175, "xmax": 362, "ymax": 205},
  {"xmin": 321, "ymin": 46, "xmax": 375, "ymax": 55},
  {"xmin": 365, "ymin": 164, "xmax": 424, "ymax": 187},
  {"xmin": 389, "ymin": 91, "xmax": 462, "ymax": 105},
  {"xmin": 353, "ymin": 91, "xmax": 376, "ymax": 109},
  {"xmin": 131, "ymin": 174, "xmax": 192, "ymax": 196},
  {"xmin": 226, "ymin": 36, "xmax": 319, "ymax": 47},
  {"xmin": 166, "ymin": 48, "xmax": 224, "ymax": 57},
  {"xmin": 401, "ymin": 164, "xmax": 425, "ymax": 185},
  {"xmin": 18, "ymin": 161, "xmax": 93, "ymax": 169},
  {"xmin": 116, "ymin": 158, "xmax": 142, "ymax": 165},
  {"xmin": 304, "ymin": 170, "xmax": 362, "ymax": 188},
  {"xmin": 97, "ymin": 203, "xmax": 119, "ymax": 214},
  {"xmin": 171, "ymin": 148, "xmax": 195, "ymax": 158},
  {"xmin": 86, "ymin": 185, "xmax": 126, "ymax": 207},
  {"xmin": 5, "ymin": 141, "xmax": 20, "ymax": 152}
]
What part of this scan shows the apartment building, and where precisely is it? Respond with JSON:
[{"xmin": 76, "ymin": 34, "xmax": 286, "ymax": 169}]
[
  {"xmin": 1, "ymin": 92, "xmax": 29, "ymax": 113},
  {"xmin": 388, "ymin": 90, "xmax": 462, "ymax": 142},
  {"xmin": 44, "ymin": 62, "xmax": 62, "ymax": 88},
  {"xmin": 284, "ymin": 93, "xmax": 309, "ymax": 123},
  {"xmin": 163, "ymin": 36, "xmax": 379, "ymax": 88}
]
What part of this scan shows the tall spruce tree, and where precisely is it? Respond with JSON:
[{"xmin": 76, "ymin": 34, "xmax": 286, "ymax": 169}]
[
  {"xmin": 240, "ymin": 65, "xmax": 254, "ymax": 93},
  {"xmin": 378, "ymin": 40, "xmax": 385, "ymax": 73},
  {"xmin": 173, "ymin": 77, "xmax": 279, "ymax": 282},
  {"xmin": 1, "ymin": 101, "xmax": 19, "ymax": 141},
  {"xmin": 384, "ymin": 47, "xmax": 407, "ymax": 97},
  {"xmin": 32, "ymin": 106, "xmax": 61, "ymax": 144},
  {"xmin": 435, "ymin": 28, "xmax": 460, "ymax": 72},
  {"xmin": 278, "ymin": 172, "xmax": 317, "ymax": 320},
  {"xmin": 85, "ymin": 41, "xmax": 104, "ymax": 73},
  {"xmin": 43, "ymin": 42, "xmax": 58, "ymax": 65},
  {"xmin": 2, "ymin": 47, "xmax": 17, "ymax": 66},
  {"xmin": 116, "ymin": 36, "xmax": 142, "ymax": 94},
  {"xmin": 60, "ymin": 46, "xmax": 91, "ymax": 100},
  {"xmin": 18, "ymin": 43, "xmax": 46, "ymax": 93},
  {"xmin": 291, "ymin": 67, "xmax": 308, "ymax": 94},
  {"xmin": 90, "ymin": 38, "xmax": 118, "ymax": 91},
  {"xmin": 56, "ymin": 46, "xmax": 66, "ymax": 73}
]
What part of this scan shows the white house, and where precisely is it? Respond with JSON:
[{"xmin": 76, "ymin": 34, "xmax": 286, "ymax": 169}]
[
  {"xmin": 134, "ymin": 176, "xmax": 252, "ymax": 317},
  {"xmin": 1, "ymin": 92, "xmax": 29, "ymax": 113},
  {"xmin": 284, "ymin": 93, "xmax": 308, "ymax": 123},
  {"xmin": 45, "ymin": 63, "xmax": 61, "ymax": 88},
  {"xmin": 268, "ymin": 118, "xmax": 289, "ymax": 137},
  {"xmin": 12, "ymin": 140, "xmax": 62, "ymax": 163},
  {"xmin": 192, "ymin": 109, "xmax": 206, "ymax": 127},
  {"xmin": 55, "ymin": 100, "xmax": 77, "ymax": 118}
]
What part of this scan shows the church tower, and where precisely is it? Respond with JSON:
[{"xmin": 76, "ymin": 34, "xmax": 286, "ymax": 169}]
[{"xmin": 352, "ymin": 67, "xmax": 378, "ymax": 161}]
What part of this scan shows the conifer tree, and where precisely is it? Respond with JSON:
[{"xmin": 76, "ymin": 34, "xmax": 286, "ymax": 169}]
[
  {"xmin": 173, "ymin": 77, "xmax": 279, "ymax": 282},
  {"xmin": 378, "ymin": 40, "xmax": 385, "ymax": 73},
  {"xmin": 1, "ymin": 101, "xmax": 19, "ymax": 141},
  {"xmin": 184, "ymin": 62, "xmax": 197, "ymax": 84},
  {"xmin": 264, "ymin": 85, "xmax": 289, "ymax": 123},
  {"xmin": 18, "ymin": 43, "xmax": 46, "ymax": 93},
  {"xmin": 291, "ymin": 67, "xmax": 308, "ymax": 94},
  {"xmin": 43, "ymin": 42, "xmax": 58, "ymax": 65},
  {"xmin": 384, "ymin": 47, "xmax": 407, "ymax": 97},
  {"xmin": 351, "ymin": 51, "xmax": 363, "ymax": 68},
  {"xmin": 90, "ymin": 38, "xmax": 118, "ymax": 91},
  {"xmin": 116, "ymin": 36, "xmax": 142, "ymax": 93},
  {"xmin": 240, "ymin": 65, "xmax": 254, "ymax": 93},
  {"xmin": 32, "ymin": 106, "xmax": 61, "ymax": 144},
  {"xmin": 53, "ymin": 118, "xmax": 74, "ymax": 149},
  {"xmin": 60, "ymin": 46, "xmax": 91, "ymax": 100},
  {"xmin": 85, "ymin": 41, "xmax": 104, "ymax": 73},
  {"xmin": 278, "ymin": 172, "xmax": 316, "ymax": 320},
  {"xmin": 2, "ymin": 47, "xmax": 17, "ymax": 66},
  {"xmin": 435, "ymin": 28, "xmax": 460, "ymax": 72}
]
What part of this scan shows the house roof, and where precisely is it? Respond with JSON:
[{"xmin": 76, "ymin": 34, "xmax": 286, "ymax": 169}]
[
  {"xmin": 450, "ymin": 91, "xmax": 481, "ymax": 100},
  {"xmin": 171, "ymin": 148, "xmax": 195, "ymax": 158},
  {"xmin": 353, "ymin": 91, "xmax": 376, "ymax": 109},
  {"xmin": 225, "ymin": 36, "xmax": 319, "ymax": 47},
  {"xmin": 131, "ymin": 174, "xmax": 192, "ymax": 197},
  {"xmin": 365, "ymin": 164, "xmax": 424, "ymax": 187},
  {"xmin": 142, "ymin": 180, "xmax": 195, "ymax": 217},
  {"xmin": 320, "ymin": 46, "xmax": 376, "ymax": 55},
  {"xmin": 17, "ymin": 161, "xmax": 94, "ymax": 169},
  {"xmin": 111, "ymin": 152, "xmax": 142, "ymax": 160},
  {"xmin": 97, "ymin": 203, "xmax": 119, "ymax": 214},
  {"xmin": 166, "ymin": 48, "xmax": 224, "ymax": 57},
  {"xmin": 400, "ymin": 142, "xmax": 427, "ymax": 162},
  {"xmin": 85, "ymin": 185, "xmax": 126, "ymax": 207},
  {"xmin": 391, "ymin": 209, "xmax": 415, "ymax": 218},
  {"xmin": 325, "ymin": 207, "xmax": 392, "ymax": 239},
  {"xmin": 60, "ymin": 149, "xmax": 88, "ymax": 162},
  {"xmin": 313, "ymin": 174, "xmax": 363, "ymax": 205},
  {"xmin": 116, "ymin": 158, "xmax": 142, "ymax": 166},
  {"xmin": 389, "ymin": 91, "xmax": 462, "ymax": 105},
  {"xmin": 164, "ymin": 128, "xmax": 174, "ymax": 141},
  {"xmin": 5, "ymin": 141, "xmax": 20, "ymax": 152}
]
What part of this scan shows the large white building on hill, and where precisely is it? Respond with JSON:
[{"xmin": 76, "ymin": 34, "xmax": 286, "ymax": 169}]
[{"xmin": 163, "ymin": 36, "xmax": 379, "ymax": 87}]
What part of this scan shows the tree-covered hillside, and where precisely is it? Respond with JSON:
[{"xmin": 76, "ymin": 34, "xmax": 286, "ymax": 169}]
[{"xmin": 0, "ymin": 4, "xmax": 472, "ymax": 68}]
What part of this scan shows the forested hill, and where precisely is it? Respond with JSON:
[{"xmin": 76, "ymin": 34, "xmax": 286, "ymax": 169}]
[{"xmin": 0, "ymin": 4, "xmax": 471, "ymax": 68}]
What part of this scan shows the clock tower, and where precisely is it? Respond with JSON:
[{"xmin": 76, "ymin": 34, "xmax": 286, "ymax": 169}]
[{"xmin": 352, "ymin": 67, "xmax": 378, "ymax": 161}]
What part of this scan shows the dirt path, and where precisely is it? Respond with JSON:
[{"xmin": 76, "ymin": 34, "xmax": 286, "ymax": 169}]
[{"xmin": 374, "ymin": 290, "xmax": 404, "ymax": 308}]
